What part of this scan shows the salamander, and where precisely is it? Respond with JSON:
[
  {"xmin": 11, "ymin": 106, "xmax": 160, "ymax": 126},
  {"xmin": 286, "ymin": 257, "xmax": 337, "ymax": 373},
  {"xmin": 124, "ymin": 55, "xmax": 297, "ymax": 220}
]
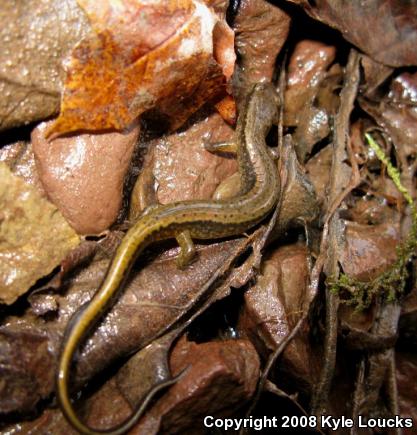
[{"xmin": 57, "ymin": 82, "xmax": 281, "ymax": 434}]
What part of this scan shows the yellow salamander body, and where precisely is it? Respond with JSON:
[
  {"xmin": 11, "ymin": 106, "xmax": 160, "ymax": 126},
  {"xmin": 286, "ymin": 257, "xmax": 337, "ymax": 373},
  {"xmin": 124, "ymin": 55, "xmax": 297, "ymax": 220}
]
[{"xmin": 57, "ymin": 83, "xmax": 281, "ymax": 434}]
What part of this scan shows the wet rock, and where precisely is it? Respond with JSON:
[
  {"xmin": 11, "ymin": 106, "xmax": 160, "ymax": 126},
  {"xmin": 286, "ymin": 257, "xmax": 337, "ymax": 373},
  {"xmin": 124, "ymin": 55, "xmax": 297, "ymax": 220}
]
[
  {"xmin": 340, "ymin": 221, "xmax": 400, "ymax": 281},
  {"xmin": 31, "ymin": 121, "xmax": 140, "ymax": 234},
  {"xmin": 132, "ymin": 337, "xmax": 260, "ymax": 434}
]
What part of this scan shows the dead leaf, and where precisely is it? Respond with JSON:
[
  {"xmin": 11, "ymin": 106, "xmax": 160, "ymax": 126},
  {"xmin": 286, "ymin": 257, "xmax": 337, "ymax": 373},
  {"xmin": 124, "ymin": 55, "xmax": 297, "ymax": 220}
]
[
  {"xmin": 0, "ymin": 140, "xmax": 45, "ymax": 194},
  {"xmin": 396, "ymin": 351, "xmax": 417, "ymax": 423},
  {"xmin": 48, "ymin": 0, "xmax": 233, "ymax": 136},
  {"xmin": 290, "ymin": 0, "xmax": 417, "ymax": 67},
  {"xmin": 285, "ymin": 40, "xmax": 341, "ymax": 160},
  {"xmin": 239, "ymin": 244, "xmax": 320, "ymax": 393},
  {"xmin": 272, "ymin": 140, "xmax": 318, "ymax": 239},
  {"xmin": 360, "ymin": 55, "xmax": 393, "ymax": 98},
  {"xmin": 360, "ymin": 72, "xmax": 417, "ymax": 158},
  {"xmin": 0, "ymin": 322, "xmax": 57, "ymax": 414},
  {"xmin": 0, "ymin": 0, "xmax": 91, "ymax": 131},
  {"xmin": 306, "ymin": 144, "xmax": 351, "ymax": 207},
  {"xmin": 233, "ymin": 0, "xmax": 290, "ymax": 103},
  {"xmin": 0, "ymin": 162, "xmax": 80, "ymax": 305}
]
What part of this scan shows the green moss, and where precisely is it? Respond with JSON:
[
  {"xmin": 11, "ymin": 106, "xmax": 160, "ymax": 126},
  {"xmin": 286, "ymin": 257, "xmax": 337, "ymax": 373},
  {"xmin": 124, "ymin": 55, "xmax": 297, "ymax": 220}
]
[{"xmin": 329, "ymin": 134, "xmax": 417, "ymax": 309}]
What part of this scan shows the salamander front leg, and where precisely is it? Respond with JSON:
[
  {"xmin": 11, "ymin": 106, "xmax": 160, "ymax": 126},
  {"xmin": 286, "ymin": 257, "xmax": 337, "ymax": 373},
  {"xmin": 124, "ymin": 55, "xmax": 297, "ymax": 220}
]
[
  {"xmin": 175, "ymin": 230, "xmax": 196, "ymax": 269},
  {"xmin": 204, "ymin": 141, "xmax": 238, "ymax": 155}
]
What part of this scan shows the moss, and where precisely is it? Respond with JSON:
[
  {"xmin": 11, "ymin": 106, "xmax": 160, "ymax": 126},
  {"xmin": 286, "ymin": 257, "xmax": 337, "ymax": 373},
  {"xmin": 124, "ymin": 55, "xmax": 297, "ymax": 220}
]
[{"xmin": 329, "ymin": 134, "xmax": 417, "ymax": 309}]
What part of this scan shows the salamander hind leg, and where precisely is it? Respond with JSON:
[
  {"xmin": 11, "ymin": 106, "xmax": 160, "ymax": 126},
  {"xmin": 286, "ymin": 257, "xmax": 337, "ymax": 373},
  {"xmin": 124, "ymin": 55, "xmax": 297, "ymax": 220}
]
[{"xmin": 175, "ymin": 230, "xmax": 196, "ymax": 269}]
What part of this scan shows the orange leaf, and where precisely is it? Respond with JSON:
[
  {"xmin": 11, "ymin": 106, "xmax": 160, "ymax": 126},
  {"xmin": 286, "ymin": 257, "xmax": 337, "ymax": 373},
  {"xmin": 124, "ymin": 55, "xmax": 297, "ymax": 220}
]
[{"xmin": 48, "ymin": 0, "xmax": 234, "ymax": 137}]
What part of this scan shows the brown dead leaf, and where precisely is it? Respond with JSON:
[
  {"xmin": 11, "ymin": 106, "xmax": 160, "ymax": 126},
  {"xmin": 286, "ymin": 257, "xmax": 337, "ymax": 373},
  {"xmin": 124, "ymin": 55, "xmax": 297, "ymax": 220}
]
[
  {"xmin": 360, "ymin": 72, "xmax": 417, "ymax": 159},
  {"xmin": 360, "ymin": 55, "xmax": 394, "ymax": 98},
  {"xmin": 285, "ymin": 40, "xmax": 341, "ymax": 160},
  {"xmin": 306, "ymin": 144, "xmax": 351, "ymax": 207},
  {"xmin": 290, "ymin": 0, "xmax": 417, "ymax": 67},
  {"xmin": 285, "ymin": 40, "xmax": 336, "ymax": 126},
  {"xmin": 0, "ymin": 235, "xmax": 242, "ymax": 412},
  {"xmin": 0, "ymin": 162, "xmax": 80, "ymax": 305},
  {"xmin": 0, "ymin": 0, "xmax": 91, "ymax": 131},
  {"xmin": 396, "ymin": 351, "xmax": 417, "ymax": 423},
  {"xmin": 272, "ymin": 140, "xmax": 318, "ymax": 239},
  {"xmin": 239, "ymin": 244, "xmax": 320, "ymax": 393},
  {"xmin": 0, "ymin": 140, "xmax": 45, "ymax": 194},
  {"xmin": 48, "ymin": 0, "xmax": 233, "ymax": 136},
  {"xmin": 399, "ymin": 285, "xmax": 417, "ymax": 348},
  {"xmin": 233, "ymin": 0, "xmax": 290, "ymax": 103},
  {"xmin": 0, "ymin": 321, "xmax": 58, "ymax": 414},
  {"xmin": 1, "ymin": 408, "xmax": 76, "ymax": 435}
]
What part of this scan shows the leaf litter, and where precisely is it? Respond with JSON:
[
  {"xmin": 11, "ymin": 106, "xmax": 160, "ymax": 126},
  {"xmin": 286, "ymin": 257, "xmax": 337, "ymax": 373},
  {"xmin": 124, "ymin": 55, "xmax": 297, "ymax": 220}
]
[{"xmin": 0, "ymin": 0, "xmax": 416, "ymax": 433}]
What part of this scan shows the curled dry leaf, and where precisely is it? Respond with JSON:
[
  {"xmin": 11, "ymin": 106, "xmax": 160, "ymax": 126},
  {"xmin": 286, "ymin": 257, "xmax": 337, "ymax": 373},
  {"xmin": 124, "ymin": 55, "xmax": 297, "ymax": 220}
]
[
  {"xmin": 272, "ymin": 140, "xmax": 318, "ymax": 239},
  {"xmin": 0, "ymin": 163, "xmax": 80, "ymax": 305},
  {"xmin": 48, "ymin": 0, "xmax": 235, "ymax": 137}
]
